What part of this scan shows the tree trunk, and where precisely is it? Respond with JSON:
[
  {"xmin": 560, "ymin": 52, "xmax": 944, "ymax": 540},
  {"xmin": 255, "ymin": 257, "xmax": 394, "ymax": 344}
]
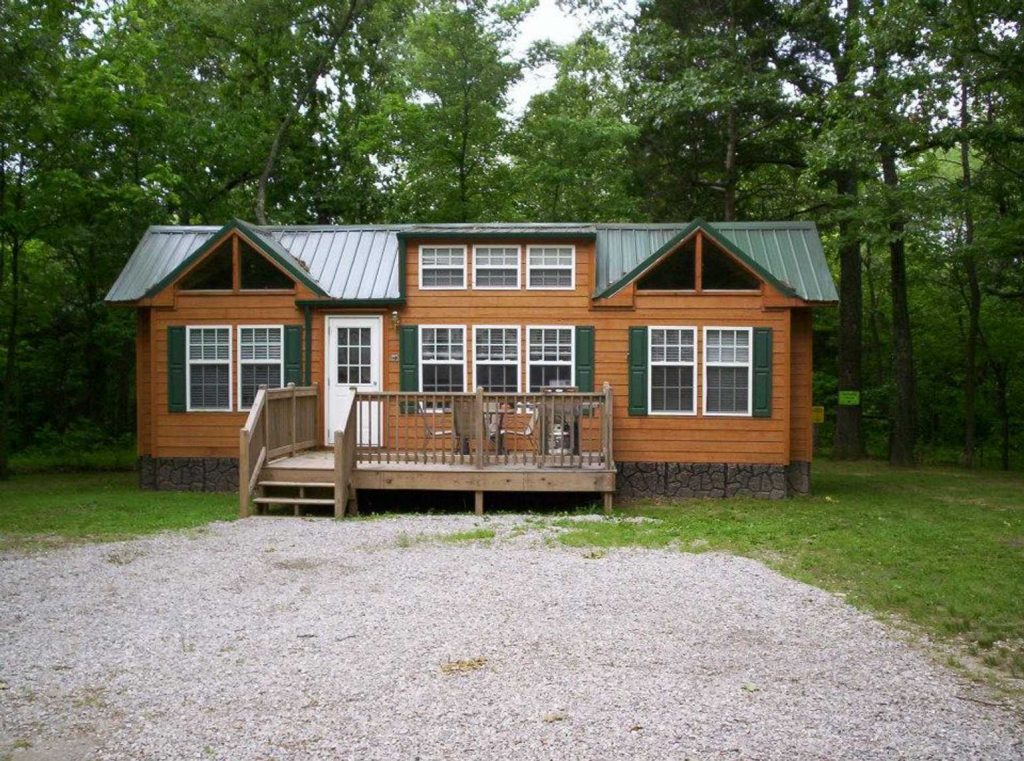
[
  {"xmin": 833, "ymin": 170, "xmax": 864, "ymax": 458},
  {"xmin": 863, "ymin": 244, "xmax": 886, "ymax": 385},
  {"xmin": 880, "ymin": 147, "xmax": 917, "ymax": 466},
  {"xmin": 959, "ymin": 77, "xmax": 980, "ymax": 467},
  {"xmin": 0, "ymin": 236, "xmax": 20, "ymax": 480},
  {"xmin": 991, "ymin": 360, "xmax": 1009, "ymax": 471},
  {"xmin": 723, "ymin": 107, "xmax": 738, "ymax": 221},
  {"xmin": 254, "ymin": 0, "xmax": 363, "ymax": 224}
]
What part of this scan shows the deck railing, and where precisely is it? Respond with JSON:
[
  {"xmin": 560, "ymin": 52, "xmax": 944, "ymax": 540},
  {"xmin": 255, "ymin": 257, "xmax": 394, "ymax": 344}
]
[
  {"xmin": 348, "ymin": 383, "xmax": 614, "ymax": 470},
  {"xmin": 239, "ymin": 383, "xmax": 319, "ymax": 516}
]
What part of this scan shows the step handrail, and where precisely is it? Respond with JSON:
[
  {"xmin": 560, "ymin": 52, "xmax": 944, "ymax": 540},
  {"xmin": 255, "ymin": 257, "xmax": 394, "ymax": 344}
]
[{"xmin": 239, "ymin": 383, "xmax": 319, "ymax": 517}]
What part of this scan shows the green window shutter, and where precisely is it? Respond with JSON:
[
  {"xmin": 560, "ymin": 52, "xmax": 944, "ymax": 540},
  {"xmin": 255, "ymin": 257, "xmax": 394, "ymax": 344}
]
[
  {"xmin": 753, "ymin": 327, "xmax": 773, "ymax": 418},
  {"xmin": 627, "ymin": 326, "xmax": 648, "ymax": 416},
  {"xmin": 284, "ymin": 325, "xmax": 302, "ymax": 385},
  {"xmin": 399, "ymin": 325, "xmax": 419, "ymax": 391},
  {"xmin": 574, "ymin": 326, "xmax": 595, "ymax": 392},
  {"xmin": 167, "ymin": 326, "xmax": 186, "ymax": 413}
]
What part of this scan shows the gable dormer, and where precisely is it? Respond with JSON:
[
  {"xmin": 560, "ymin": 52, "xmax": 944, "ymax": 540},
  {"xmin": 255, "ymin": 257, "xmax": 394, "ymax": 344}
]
[
  {"xmin": 594, "ymin": 220, "xmax": 797, "ymax": 302},
  {"xmin": 146, "ymin": 219, "xmax": 327, "ymax": 300}
]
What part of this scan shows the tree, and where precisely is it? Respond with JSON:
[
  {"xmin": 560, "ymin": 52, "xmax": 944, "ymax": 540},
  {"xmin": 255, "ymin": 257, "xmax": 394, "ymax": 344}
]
[
  {"xmin": 507, "ymin": 34, "xmax": 639, "ymax": 221},
  {"xmin": 389, "ymin": 0, "xmax": 526, "ymax": 222},
  {"xmin": 624, "ymin": 0, "xmax": 804, "ymax": 221},
  {"xmin": 780, "ymin": 0, "xmax": 874, "ymax": 459}
]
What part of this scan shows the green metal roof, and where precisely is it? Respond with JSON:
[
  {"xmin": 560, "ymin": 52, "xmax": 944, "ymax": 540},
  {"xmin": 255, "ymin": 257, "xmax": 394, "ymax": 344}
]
[
  {"xmin": 593, "ymin": 221, "xmax": 837, "ymax": 302},
  {"xmin": 107, "ymin": 219, "xmax": 836, "ymax": 305}
]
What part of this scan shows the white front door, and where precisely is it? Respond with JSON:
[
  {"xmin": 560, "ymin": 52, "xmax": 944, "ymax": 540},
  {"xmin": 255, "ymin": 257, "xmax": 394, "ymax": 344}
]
[{"xmin": 325, "ymin": 316, "xmax": 382, "ymax": 445}]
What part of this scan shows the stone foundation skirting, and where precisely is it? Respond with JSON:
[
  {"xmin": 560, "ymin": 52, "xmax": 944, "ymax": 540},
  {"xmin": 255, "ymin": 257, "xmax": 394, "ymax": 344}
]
[
  {"xmin": 139, "ymin": 456, "xmax": 239, "ymax": 492},
  {"xmin": 616, "ymin": 461, "xmax": 812, "ymax": 500}
]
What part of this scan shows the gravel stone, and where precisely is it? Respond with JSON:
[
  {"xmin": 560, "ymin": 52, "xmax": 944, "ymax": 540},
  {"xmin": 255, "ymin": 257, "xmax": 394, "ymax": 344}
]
[{"xmin": 1, "ymin": 516, "xmax": 1021, "ymax": 760}]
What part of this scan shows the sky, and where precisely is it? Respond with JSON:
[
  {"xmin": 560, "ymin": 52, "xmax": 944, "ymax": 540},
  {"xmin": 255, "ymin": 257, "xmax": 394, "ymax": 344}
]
[{"xmin": 507, "ymin": 0, "xmax": 587, "ymax": 116}]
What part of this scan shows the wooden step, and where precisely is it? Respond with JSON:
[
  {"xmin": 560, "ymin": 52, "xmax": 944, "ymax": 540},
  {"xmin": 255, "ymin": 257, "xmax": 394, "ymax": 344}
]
[
  {"xmin": 253, "ymin": 497, "xmax": 336, "ymax": 506},
  {"xmin": 258, "ymin": 481, "xmax": 334, "ymax": 489}
]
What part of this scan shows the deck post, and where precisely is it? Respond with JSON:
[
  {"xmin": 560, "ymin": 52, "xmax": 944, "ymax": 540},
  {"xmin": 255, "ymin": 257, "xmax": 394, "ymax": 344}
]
[
  {"xmin": 475, "ymin": 387, "xmax": 485, "ymax": 469},
  {"xmin": 603, "ymin": 491, "xmax": 613, "ymax": 516},
  {"xmin": 474, "ymin": 490, "xmax": 484, "ymax": 516},
  {"xmin": 239, "ymin": 427, "xmax": 250, "ymax": 518},
  {"xmin": 261, "ymin": 384, "xmax": 269, "ymax": 460},
  {"xmin": 289, "ymin": 383, "xmax": 297, "ymax": 456},
  {"xmin": 334, "ymin": 430, "xmax": 345, "ymax": 518},
  {"xmin": 602, "ymin": 382, "xmax": 613, "ymax": 468}
]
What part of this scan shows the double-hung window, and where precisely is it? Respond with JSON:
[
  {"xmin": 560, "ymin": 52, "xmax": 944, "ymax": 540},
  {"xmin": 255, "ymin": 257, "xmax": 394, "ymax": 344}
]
[
  {"xmin": 527, "ymin": 327, "xmax": 573, "ymax": 391},
  {"xmin": 420, "ymin": 326, "xmax": 466, "ymax": 392},
  {"xmin": 527, "ymin": 246, "xmax": 574, "ymax": 289},
  {"xmin": 649, "ymin": 327, "xmax": 696, "ymax": 414},
  {"xmin": 187, "ymin": 326, "xmax": 231, "ymax": 411},
  {"xmin": 238, "ymin": 326, "xmax": 283, "ymax": 410},
  {"xmin": 474, "ymin": 326, "xmax": 520, "ymax": 392},
  {"xmin": 473, "ymin": 246, "xmax": 520, "ymax": 289},
  {"xmin": 420, "ymin": 246, "xmax": 466, "ymax": 289},
  {"xmin": 704, "ymin": 327, "xmax": 752, "ymax": 415}
]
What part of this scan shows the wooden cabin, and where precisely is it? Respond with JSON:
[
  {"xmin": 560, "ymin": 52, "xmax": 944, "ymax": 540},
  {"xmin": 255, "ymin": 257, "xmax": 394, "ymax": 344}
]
[{"xmin": 106, "ymin": 219, "xmax": 838, "ymax": 515}]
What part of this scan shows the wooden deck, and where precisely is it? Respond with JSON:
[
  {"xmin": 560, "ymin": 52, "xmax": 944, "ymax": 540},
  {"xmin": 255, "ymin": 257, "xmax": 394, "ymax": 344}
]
[
  {"xmin": 263, "ymin": 449, "xmax": 615, "ymax": 494},
  {"xmin": 240, "ymin": 386, "xmax": 616, "ymax": 517}
]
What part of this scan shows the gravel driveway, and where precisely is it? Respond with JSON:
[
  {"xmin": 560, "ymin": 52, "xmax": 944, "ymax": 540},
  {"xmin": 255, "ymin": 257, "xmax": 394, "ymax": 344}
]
[{"xmin": 1, "ymin": 515, "xmax": 1021, "ymax": 760}]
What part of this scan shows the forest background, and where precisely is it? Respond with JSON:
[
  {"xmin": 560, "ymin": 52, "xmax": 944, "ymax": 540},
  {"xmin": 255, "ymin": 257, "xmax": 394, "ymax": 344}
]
[{"xmin": 2, "ymin": 0, "xmax": 1022, "ymax": 476}]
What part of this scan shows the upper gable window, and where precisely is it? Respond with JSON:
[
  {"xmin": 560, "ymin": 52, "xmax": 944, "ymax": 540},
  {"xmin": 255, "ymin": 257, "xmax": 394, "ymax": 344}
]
[
  {"xmin": 637, "ymin": 238, "xmax": 696, "ymax": 290},
  {"xmin": 179, "ymin": 240, "xmax": 233, "ymax": 290},
  {"xmin": 473, "ymin": 246, "xmax": 520, "ymax": 289},
  {"xmin": 420, "ymin": 246, "xmax": 466, "ymax": 289},
  {"xmin": 240, "ymin": 240, "xmax": 293, "ymax": 289},
  {"xmin": 702, "ymin": 243, "xmax": 760, "ymax": 291},
  {"xmin": 527, "ymin": 246, "xmax": 574, "ymax": 290}
]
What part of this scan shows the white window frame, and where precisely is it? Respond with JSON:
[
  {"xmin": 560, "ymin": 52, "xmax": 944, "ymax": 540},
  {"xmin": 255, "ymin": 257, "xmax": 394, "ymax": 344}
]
[
  {"xmin": 419, "ymin": 245, "xmax": 467, "ymax": 290},
  {"xmin": 526, "ymin": 325, "xmax": 575, "ymax": 392},
  {"xmin": 472, "ymin": 325, "xmax": 521, "ymax": 393},
  {"xmin": 648, "ymin": 326, "xmax": 697, "ymax": 416},
  {"xmin": 526, "ymin": 245, "xmax": 575, "ymax": 291},
  {"xmin": 236, "ymin": 325, "xmax": 285, "ymax": 411},
  {"xmin": 472, "ymin": 245, "xmax": 521, "ymax": 290},
  {"xmin": 702, "ymin": 326, "xmax": 754, "ymax": 417},
  {"xmin": 185, "ymin": 325, "xmax": 233, "ymax": 412},
  {"xmin": 419, "ymin": 324, "xmax": 468, "ymax": 393}
]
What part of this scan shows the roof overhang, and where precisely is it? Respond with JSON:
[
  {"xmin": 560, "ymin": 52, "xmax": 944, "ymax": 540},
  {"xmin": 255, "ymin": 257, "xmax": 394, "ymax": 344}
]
[{"xmin": 295, "ymin": 298, "xmax": 406, "ymax": 308}]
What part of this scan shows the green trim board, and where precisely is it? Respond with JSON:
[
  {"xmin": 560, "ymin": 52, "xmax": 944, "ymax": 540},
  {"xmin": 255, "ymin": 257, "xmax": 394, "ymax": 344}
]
[
  {"xmin": 396, "ymin": 231, "xmax": 595, "ymax": 242},
  {"xmin": 294, "ymin": 298, "xmax": 405, "ymax": 308},
  {"xmin": 594, "ymin": 219, "xmax": 798, "ymax": 301},
  {"xmin": 143, "ymin": 219, "xmax": 328, "ymax": 299}
]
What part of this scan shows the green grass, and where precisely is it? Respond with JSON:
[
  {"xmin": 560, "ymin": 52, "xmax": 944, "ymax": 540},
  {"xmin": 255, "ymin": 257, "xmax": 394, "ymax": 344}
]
[
  {"xmin": 9, "ymin": 444, "xmax": 137, "ymax": 474},
  {"xmin": 560, "ymin": 460, "xmax": 1024, "ymax": 680},
  {"xmin": 0, "ymin": 471, "xmax": 236, "ymax": 550}
]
